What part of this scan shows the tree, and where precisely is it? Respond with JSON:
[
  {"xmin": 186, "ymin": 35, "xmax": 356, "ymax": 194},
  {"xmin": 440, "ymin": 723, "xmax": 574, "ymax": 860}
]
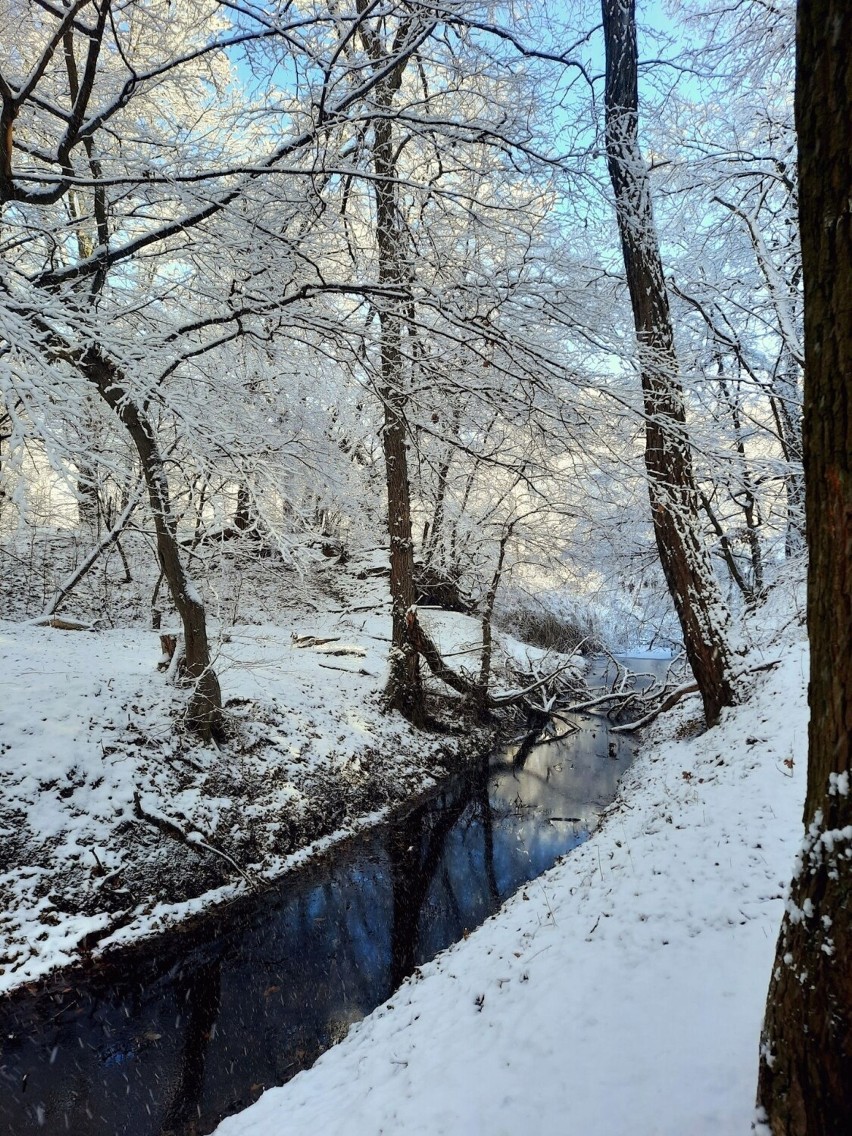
[
  {"xmin": 0, "ymin": 0, "xmax": 250, "ymax": 735},
  {"xmin": 0, "ymin": 0, "xmax": 442, "ymax": 735},
  {"xmin": 663, "ymin": 0, "xmax": 804, "ymax": 565},
  {"xmin": 326, "ymin": 0, "xmax": 586, "ymax": 722},
  {"xmin": 600, "ymin": 0, "xmax": 740, "ymax": 726},
  {"xmin": 756, "ymin": 2, "xmax": 852, "ymax": 1131},
  {"xmin": 352, "ymin": 0, "xmax": 429, "ymax": 722}
]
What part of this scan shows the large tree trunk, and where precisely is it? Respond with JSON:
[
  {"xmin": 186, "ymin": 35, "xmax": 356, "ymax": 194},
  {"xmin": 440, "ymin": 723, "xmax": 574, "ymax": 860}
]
[
  {"xmin": 358, "ymin": 5, "xmax": 424, "ymax": 724},
  {"xmin": 381, "ymin": 401, "xmax": 423, "ymax": 722},
  {"xmin": 601, "ymin": 0, "xmax": 740, "ymax": 726},
  {"xmin": 82, "ymin": 348, "xmax": 222, "ymax": 739},
  {"xmin": 374, "ymin": 108, "xmax": 424, "ymax": 724},
  {"xmin": 757, "ymin": 4, "xmax": 852, "ymax": 1131}
]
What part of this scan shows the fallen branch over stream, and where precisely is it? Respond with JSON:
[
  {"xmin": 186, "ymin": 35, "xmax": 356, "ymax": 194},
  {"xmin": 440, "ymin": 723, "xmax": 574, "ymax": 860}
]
[
  {"xmin": 556, "ymin": 657, "xmax": 782, "ymax": 735},
  {"xmin": 609, "ymin": 682, "xmax": 700, "ymax": 733},
  {"xmin": 406, "ymin": 608, "xmax": 581, "ymax": 713}
]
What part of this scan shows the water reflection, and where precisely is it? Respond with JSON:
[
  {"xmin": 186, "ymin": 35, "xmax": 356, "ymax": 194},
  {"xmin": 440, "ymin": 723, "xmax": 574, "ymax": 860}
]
[
  {"xmin": 161, "ymin": 957, "xmax": 221, "ymax": 1135},
  {"xmin": 0, "ymin": 665, "xmax": 651, "ymax": 1136}
]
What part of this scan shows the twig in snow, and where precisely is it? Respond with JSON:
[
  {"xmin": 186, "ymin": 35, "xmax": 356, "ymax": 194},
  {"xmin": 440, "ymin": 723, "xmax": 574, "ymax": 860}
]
[
  {"xmin": 317, "ymin": 662, "xmax": 375, "ymax": 676},
  {"xmin": 133, "ymin": 789, "xmax": 258, "ymax": 887}
]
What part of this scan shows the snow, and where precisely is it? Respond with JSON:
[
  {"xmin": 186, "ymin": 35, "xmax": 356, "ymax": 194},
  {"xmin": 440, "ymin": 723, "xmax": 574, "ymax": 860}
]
[
  {"xmin": 215, "ymin": 636, "xmax": 808, "ymax": 1136},
  {"xmin": 0, "ymin": 585, "xmax": 573, "ymax": 994},
  {"xmin": 0, "ymin": 529, "xmax": 809, "ymax": 1135},
  {"xmin": 829, "ymin": 771, "xmax": 849, "ymax": 797}
]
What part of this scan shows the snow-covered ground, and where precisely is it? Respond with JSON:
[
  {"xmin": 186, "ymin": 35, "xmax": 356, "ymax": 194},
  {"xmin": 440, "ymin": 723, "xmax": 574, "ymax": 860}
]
[
  {"xmin": 1, "ymin": 525, "xmax": 809, "ymax": 1134},
  {"xmin": 215, "ymin": 628, "xmax": 808, "ymax": 1136},
  {"xmin": 0, "ymin": 569, "xmax": 574, "ymax": 995}
]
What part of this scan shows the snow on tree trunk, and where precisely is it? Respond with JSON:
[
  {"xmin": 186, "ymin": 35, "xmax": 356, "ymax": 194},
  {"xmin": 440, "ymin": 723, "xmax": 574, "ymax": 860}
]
[
  {"xmin": 774, "ymin": 355, "xmax": 806, "ymax": 560},
  {"xmin": 757, "ymin": 3, "xmax": 852, "ymax": 1129},
  {"xmin": 600, "ymin": 0, "xmax": 740, "ymax": 727}
]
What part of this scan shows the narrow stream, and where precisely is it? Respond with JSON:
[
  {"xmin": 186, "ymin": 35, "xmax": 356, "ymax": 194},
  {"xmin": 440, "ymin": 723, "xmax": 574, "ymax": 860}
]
[{"xmin": 0, "ymin": 659, "xmax": 662, "ymax": 1136}]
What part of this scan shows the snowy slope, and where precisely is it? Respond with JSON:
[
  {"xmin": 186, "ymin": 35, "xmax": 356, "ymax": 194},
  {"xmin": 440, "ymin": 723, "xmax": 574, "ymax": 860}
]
[
  {"xmin": 216, "ymin": 638, "xmax": 808, "ymax": 1136},
  {"xmin": 0, "ymin": 599, "xmax": 575, "ymax": 994}
]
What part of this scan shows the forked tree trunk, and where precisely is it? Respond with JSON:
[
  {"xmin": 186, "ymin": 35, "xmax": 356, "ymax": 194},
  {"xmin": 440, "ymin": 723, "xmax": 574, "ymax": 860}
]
[
  {"xmin": 757, "ymin": 4, "xmax": 852, "ymax": 1130},
  {"xmin": 601, "ymin": 0, "xmax": 739, "ymax": 726},
  {"xmin": 82, "ymin": 347, "xmax": 222, "ymax": 739}
]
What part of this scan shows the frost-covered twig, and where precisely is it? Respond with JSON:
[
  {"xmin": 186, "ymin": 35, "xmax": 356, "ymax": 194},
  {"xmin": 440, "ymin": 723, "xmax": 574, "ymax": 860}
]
[
  {"xmin": 21, "ymin": 481, "xmax": 144, "ymax": 625},
  {"xmin": 610, "ymin": 682, "xmax": 701, "ymax": 733}
]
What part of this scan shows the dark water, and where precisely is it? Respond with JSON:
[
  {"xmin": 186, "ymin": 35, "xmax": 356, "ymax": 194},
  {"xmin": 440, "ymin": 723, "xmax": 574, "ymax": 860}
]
[{"xmin": 0, "ymin": 662, "xmax": 659, "ymax": 1136}]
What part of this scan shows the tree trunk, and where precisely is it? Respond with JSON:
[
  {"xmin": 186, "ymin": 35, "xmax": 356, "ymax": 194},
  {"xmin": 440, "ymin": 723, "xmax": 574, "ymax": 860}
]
[
  {"xmin": 476, "ymin": 524, "xmax": 513, "ymax": 716},
  {"xmin": 773, "ymin": 356, "xmax": 806, "ymax": 559},
  {"xmin": 381, "ymin": 366, "xmax": 424, "ymax": 723},
  {"xmin": 363, "ymin": 23, "xmax": 424, "ymax": 724},
  {"xmin": 757, "ymin": 3, "xmax": 852, "ymax": 1130},
  {"xmin": 715, "ymin": 364, "xmax": 765, "ymax": 600},
  {"xmin": 375, "ymin": 163, "xmax": 423, "ymax": 723},
  {"xmin": 424, "ymin": 401, "xmax": 462, "ymax": 566},
  {"xmin": 699, "ymin": 489, "xmax": 753, "ymax": 603},
  {"xmin": 82, "ymin": 348, "xmax": 222, "ymax": 739},
  {"xmin": 0, "ymin": 419, "xmax": 8, "ymax": 520},
  {"xmin": 76, "ymin": 463, "xmax": 100, "ymax": 530},
  {"xmin": 234, "ymin": 482, "xmax": 253, "ymax": 532},
  {"xmin": 601, "ymin": 0, "xmax": 740, "ymax": 726}
]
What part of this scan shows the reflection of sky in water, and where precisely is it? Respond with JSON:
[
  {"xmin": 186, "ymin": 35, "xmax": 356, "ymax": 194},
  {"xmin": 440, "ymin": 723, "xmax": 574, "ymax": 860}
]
[
  {"xmin": 414, "ymin": 722, "xmax": 632, "ymax": 959},
  {"xmin": 0, "ymin": 664, "xmax": 667, "ymax": 1136}
]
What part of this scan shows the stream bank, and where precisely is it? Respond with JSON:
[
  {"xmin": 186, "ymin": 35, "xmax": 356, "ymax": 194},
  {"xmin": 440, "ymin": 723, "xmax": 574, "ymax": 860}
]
[
  {"xmin": 0, "ymin": 676, "xmax": 637, "ymax": 1136},
  {"xmin": 1, "ymin": 607, "xmax": 555, "ymax": 995},
  {"xmin": 208, "ymin": 639, "xmax": 808, "ymax": 1136}
]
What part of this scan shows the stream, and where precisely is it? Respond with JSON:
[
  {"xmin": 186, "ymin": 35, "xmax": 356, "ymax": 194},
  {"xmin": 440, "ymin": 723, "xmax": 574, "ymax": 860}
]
[{"xmin": 0, "ymin": 658, "xmax": 663, "ymax": 1136}]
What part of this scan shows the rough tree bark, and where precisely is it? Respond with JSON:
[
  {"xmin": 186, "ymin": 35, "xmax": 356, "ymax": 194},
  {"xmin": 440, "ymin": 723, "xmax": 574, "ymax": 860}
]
[
  {"xmin": 756, "ymin": 3, "xmax": 852, "ymax": 1131},
  {"xmin": 374, "ymin": 111, "xmax": 423, "ymax": 723},
  {"xmin": 358, "ymin": 2, "xmax": 425, "ymax": 724},
  {"xmin": 82, "ymin": 348, "xmax": 222, "ymax": 739},
  {"xmin": 601, "ymin": 0, "xmax": 740, "ymax": 726}
]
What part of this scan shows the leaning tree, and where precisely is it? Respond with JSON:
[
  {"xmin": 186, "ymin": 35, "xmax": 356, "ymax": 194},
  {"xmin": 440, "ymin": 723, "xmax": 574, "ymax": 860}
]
[{"xmin": 599, "ymin": 0, "xmax": 741, "ymax": 725}]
